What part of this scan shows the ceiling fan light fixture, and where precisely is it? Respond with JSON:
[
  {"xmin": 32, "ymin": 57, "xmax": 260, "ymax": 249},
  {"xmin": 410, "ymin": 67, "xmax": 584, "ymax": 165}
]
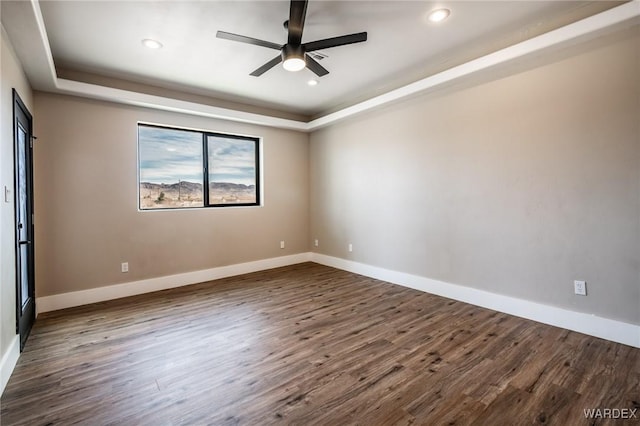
[
  {"xmin": 283, "ymin": 57, "xmax": 306, "ymax": 72},
  {"xmin": 281, "ymin": 44, "xmax": 306, "ymax": 72},
  {"xmin": 428, "ymin": 8, "xmax": 450, "ymax": 23}
]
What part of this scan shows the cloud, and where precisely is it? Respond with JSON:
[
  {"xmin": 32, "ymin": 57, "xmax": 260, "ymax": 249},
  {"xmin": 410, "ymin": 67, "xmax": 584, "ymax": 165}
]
[
  {"xmin": 139, "ymin": 126, "xmax": 203, "ymax": 184},
  {"xmin": 139, "ymin": 126, "xmax": 257, "ymax": 185},
  {"xmin": 208, "ymin": 136, "xmax": 256, "ymax": 184}
]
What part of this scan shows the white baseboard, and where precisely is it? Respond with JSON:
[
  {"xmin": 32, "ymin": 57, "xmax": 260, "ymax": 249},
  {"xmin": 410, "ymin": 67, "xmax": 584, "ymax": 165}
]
[
  {"xmin": 310, "ymin": 253, "xmax": 640, "ymax": 348},
  {"xmin": 34, "ymin": 251, "xmax": 639, "ymax": 348},
  {"xmin": 1, "ymin": 335, "xmax": 20, "ymax": 396},
  {"xmin": 37, "ymin": 253, "xmax": 312, "ymax": 314}
]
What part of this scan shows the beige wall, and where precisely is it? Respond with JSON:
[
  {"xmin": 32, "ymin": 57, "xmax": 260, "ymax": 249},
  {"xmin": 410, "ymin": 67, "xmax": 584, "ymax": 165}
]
[
  {"xmin": 310, "ymin": 30, "xmax": 640, "ymax": 325},
  {"xmin": 34, "ymin": 93, "xmax": 309, "ymax": 297},
  {"xmin": 1, "ymin": 27, "xmax": 34, "ymax": 359}
]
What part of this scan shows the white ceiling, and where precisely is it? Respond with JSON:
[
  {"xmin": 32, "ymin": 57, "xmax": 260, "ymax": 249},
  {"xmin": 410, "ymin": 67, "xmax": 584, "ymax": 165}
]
[{"xmin": 30, "ymin": 0, "xmax": 624, "ymax": 117}]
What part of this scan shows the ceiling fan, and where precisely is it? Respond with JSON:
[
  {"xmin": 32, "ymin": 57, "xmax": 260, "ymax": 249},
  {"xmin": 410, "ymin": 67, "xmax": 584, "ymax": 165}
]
[{"xmin": 216, "ymin": 0, "xmax": 367, "ymax": 77}]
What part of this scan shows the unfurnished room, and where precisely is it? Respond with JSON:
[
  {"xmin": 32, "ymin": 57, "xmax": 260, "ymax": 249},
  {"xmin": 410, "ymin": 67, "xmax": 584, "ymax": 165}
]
[{"xmin": 0, "ymin": 0, "xmax": 639, "ymax": 424}]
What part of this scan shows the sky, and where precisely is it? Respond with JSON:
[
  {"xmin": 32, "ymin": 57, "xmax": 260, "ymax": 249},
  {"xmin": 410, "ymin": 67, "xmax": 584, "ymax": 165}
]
[
  {"xmin": 138, "ymin": 125, "xmax": 256, "ymax": 185},
  {"xmin": 208, "ymin": 135, "xmax": 256, "ymax": 186}
]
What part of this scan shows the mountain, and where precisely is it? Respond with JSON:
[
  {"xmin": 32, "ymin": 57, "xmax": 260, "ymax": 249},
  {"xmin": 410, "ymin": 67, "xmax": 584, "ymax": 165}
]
[
  {"xmin": 140, "ymin": 181, "xmax": 202, "ymax": 195},
  {"xmin": 209, "ymin": 182, "xmax": 255, "ymax": 191},
  {"xmin": 140, "ymin": 182, "xmax": 255, "ymax": 192},
  {"xmin": 140, "ymin": 181, "xmax": 256, "ymax": 206}
]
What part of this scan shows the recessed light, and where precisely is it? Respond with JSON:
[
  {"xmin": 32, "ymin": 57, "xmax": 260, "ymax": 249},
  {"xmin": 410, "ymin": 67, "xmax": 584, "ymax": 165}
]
[
  {"xmin": 428, "ymin": 8, "xmax": 450, "ymax": 23},
  {"xmin": 307, "ymin": 79, "xmax": 318, "ymax": 86},
  {"xmin": 142, "ymin": 38, "xmax": 163, "ymax": 49}
]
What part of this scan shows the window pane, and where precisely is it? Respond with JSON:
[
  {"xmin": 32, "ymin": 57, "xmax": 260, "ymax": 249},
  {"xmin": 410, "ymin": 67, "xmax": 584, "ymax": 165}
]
[
  {"xmin": 139, "ymin": 125, "xmax": 204, "ymax": 209},
  {"xmin": 207, "ymin": 136, "xmax": 257, "ymax": 205}
]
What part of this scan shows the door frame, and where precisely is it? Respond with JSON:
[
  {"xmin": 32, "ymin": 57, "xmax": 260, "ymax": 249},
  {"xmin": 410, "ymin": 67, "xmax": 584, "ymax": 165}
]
[{"xmin": 13, "ymin": 89, "xmax": 35, "ymax": 351}]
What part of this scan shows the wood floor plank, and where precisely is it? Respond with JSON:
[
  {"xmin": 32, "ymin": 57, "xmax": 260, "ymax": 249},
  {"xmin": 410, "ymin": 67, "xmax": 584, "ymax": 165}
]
[{"xmin": 1, "ymin": 262, "xmax": 638, "ymax": 425}]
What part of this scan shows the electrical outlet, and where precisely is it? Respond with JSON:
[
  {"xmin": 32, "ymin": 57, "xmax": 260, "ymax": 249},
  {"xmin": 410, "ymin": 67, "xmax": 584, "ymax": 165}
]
[
  {"xmin": 348, "ymin": 243, "xmax": 353, "ymax": 252},
  {"xmin": 280, "ymin": 241, "xmax": 285, "ymax": 249},
  {"xmin": 121, "ymin": 262, "xmax": 129, "ymax": 273},
  {"xmin": 574, "ymin": 280, "xmax": 587, "ymax": 296},
  {"xmin": 314, "ymin": 239, "xmax": 319, "ymax": 247}
]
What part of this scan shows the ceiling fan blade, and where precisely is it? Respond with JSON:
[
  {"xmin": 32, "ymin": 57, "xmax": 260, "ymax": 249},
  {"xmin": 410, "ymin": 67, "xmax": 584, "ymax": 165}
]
[
  {"xmin": 250, "ymin": 55, "xmax": 283, "ymax": 76},
  {"xmin": 288, "ymin": 0, "xmax": 308, "ymax": 46},
  {"xmin": 304, "ymin": 32, "xmax": 367, "ymax": 52},
  {"xmin": 216, "ymin": 31, "xmax": 281, "ymax": 50},
  {"xmin": 305, "ymin": 54, "xmax": 329, "ymax": 77}
]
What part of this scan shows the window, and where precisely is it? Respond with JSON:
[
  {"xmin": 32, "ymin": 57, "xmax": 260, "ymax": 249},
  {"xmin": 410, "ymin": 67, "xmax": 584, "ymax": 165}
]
[{"xmin": 138, "ymin": 124, "xmax": 260, "ymax": 210}]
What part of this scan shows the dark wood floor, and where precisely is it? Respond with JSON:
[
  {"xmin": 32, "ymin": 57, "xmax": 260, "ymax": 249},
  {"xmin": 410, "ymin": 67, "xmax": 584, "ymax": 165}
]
[{"xmin": 1, "ymin": 263, "xmax": 638, "ymax": 425}]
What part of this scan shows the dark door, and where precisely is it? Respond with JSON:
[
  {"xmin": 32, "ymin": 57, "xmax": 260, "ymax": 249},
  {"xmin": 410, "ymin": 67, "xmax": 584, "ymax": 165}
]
[{"xmin": 13, "ymin": 89, "xmax": 35, "ymax": 351}]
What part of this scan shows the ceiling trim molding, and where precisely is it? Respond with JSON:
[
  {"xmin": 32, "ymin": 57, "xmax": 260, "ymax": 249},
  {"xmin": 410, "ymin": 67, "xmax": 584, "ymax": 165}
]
[
  {"xmin": 31, "ymin": 0, "xmax": 58, "ymax": 87},
  {"xmin": 55, "ymin": 78, "xmax": 310, "ymax": 131},
  {"xmin": 307, "ymin": 1, "xmax": 640, "ymax": 130},
  {"xmin": 27, "ymin": 0, "xmax": 640, "ymax": 133}
]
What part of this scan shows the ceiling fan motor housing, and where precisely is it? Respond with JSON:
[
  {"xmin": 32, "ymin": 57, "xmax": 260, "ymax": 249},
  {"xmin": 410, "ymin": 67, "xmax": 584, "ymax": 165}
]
[{"xmin": 282, "ymin": 44, "xmax": 305, "ymax": 62}]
